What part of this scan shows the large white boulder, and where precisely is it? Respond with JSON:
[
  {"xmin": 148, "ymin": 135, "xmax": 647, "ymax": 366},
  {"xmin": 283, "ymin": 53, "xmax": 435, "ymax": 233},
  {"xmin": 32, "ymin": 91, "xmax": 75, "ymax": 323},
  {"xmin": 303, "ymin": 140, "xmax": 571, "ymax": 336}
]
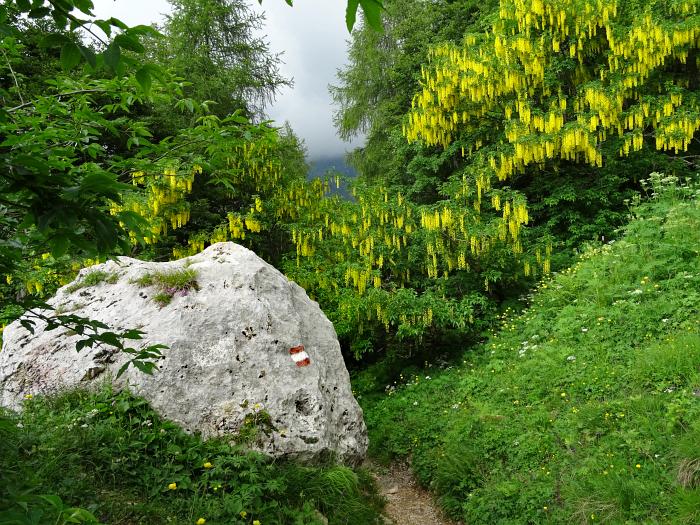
[{"xmin": 0, "ymin": 242, "xmax": 367, "ymax": 464}]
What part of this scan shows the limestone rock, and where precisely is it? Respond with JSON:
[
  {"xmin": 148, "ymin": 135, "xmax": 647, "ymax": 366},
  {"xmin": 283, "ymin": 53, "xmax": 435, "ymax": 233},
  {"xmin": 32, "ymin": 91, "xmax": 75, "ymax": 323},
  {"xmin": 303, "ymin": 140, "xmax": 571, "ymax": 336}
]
[{"xmin": 0, "ymin": 242, "xmax": 367, "ymax": 464}]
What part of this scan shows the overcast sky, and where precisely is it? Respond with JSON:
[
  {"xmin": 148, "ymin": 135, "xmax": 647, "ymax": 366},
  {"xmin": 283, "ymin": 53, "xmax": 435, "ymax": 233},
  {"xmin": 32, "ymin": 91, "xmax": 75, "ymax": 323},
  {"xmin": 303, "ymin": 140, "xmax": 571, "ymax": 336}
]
[{"xmin": 90, "ymin": 0, "xmax": 361, "ymax": 159}]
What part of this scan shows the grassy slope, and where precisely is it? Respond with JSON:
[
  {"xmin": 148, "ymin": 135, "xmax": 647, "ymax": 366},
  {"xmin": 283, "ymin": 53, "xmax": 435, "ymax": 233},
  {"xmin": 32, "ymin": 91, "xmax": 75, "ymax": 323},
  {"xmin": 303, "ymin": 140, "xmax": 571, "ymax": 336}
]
[
  {"xmin": 359, "ymin": 181, "xmax": 700, "ymax": 524},
  {"xmin": 0, "ymin": 388, "xmax": 383, "ymax": 525}
]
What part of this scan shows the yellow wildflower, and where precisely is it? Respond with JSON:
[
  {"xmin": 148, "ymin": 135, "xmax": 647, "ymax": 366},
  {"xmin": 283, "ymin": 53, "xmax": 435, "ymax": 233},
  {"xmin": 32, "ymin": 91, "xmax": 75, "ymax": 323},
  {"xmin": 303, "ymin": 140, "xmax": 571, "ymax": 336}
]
[
  {"xmin": 196, "ymin": 519, "xmax": 206, "ymax": 525},
  {"xmin": 168, "ymin": 482, "xmax": 177, "ymax": 490},
  {"xmin": 203, "ymin": 462, "xmax": 213, "ymax": 469}
]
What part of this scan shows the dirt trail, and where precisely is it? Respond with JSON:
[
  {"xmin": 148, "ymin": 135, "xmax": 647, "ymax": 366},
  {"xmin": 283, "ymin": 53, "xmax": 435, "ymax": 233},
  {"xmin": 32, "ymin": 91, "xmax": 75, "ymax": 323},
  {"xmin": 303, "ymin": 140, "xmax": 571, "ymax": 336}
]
[{"xmin": 368, "ymin": 461, "xmax": 459, "ymax": 525}]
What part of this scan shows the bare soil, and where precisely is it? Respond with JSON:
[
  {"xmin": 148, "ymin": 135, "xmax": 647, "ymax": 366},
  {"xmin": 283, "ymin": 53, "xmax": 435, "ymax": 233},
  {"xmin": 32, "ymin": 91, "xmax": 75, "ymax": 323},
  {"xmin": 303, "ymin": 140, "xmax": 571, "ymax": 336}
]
[{"xmin": 368, "ymin": 460, "xmax": 460, "ymax": 525}]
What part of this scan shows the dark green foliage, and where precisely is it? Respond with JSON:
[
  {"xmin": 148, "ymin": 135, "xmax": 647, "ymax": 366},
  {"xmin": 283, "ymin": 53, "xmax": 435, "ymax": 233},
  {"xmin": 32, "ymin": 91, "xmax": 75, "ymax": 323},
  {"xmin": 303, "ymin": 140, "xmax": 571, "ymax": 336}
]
[
  {"xmin": 149, "ymin": 0, "xmax": 288, "ymax": 126},
  {"xmin": 0, "ymin": 388, "xmax": 384, "ymax": 525},
  {"xmin": 358, "ymin": 179, "xmax": 700, "ymax": 523},
  {"xmin": 512, "ymin": 139, "xmax": 693, "ymax": 268}
]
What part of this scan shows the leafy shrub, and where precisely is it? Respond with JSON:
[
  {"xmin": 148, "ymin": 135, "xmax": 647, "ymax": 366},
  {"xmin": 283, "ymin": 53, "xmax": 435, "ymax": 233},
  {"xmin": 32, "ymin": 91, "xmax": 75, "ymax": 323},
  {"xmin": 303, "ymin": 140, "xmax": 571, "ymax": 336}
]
[{"xmin": 0, "ymin": 387, "xmax": 383, "ymax": 525}]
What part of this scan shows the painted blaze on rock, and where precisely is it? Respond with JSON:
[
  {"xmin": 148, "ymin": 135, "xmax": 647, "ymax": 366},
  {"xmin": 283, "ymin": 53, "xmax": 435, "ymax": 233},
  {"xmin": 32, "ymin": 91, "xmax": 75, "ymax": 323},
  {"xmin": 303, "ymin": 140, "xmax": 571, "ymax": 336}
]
[{"xmin": 0, "ymin": 242, "xmax": 368, "ymax": 464}]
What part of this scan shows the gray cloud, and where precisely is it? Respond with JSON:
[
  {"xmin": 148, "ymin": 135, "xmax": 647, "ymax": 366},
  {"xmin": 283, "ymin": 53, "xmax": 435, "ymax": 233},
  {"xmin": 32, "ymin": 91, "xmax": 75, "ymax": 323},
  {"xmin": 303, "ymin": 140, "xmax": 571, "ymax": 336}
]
[
  {"xmin": 91, "ymin": 0, "xmax": 171, "ymax": 30},
  {"xmin": 253, "ymin": 1, "xmax": 363, "ymax": 159},
  {"xmin": 91, "ymin": 0, "xmax": 361, "ymax": 159}
]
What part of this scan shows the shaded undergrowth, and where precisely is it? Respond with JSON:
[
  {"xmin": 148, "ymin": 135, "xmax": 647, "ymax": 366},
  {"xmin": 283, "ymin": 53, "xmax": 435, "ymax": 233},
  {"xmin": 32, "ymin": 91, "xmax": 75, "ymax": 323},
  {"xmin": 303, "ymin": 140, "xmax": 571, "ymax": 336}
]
[{"xmin": 0, "ymin": 387, "xmax": 383, "ymax": 525}]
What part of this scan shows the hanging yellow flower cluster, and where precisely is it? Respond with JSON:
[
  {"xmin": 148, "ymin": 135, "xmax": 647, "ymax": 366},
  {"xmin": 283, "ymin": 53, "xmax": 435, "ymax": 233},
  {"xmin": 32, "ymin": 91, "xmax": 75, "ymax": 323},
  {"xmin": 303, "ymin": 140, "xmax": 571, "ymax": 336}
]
[
  {"xmin": 293, "ymin": 186, "xmax": 416, "ymax": 293},
  {"xmin": 405, "ymin": 0, "xmax": 699, "ymax": 275},
  {"xmin": 226, "ymin": 141, "xmax": 283, "ymax": 194},
  {"xmin": 172, "ymin": 237, "xmax": 206, "ymax": 259},
  {"xmin": 6, "ymin": 255, "xmax": 102, "ymax": 299},
  {"xmin": 408, "ymin": 0, "xmax": 699, "ymax": 159},
  {"xmin": 109, "ymin": 164, "xmax": 202, "ymax": 245},
  {"xmin": 171, "ymin": 136, "xmax": 287, "ymax": 258}
]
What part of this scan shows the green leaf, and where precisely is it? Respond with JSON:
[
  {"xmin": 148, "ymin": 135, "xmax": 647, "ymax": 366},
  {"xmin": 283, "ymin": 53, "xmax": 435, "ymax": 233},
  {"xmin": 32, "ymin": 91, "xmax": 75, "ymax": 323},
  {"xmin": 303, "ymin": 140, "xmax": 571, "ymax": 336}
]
[
  {"xmin": 93, "ymin": 331, "xmax": 122, "ymax": 347},
  {"xmin": 51, "ymin": 9, "xmax": 67, "ymax": 27},
  {"xmin": 64, "ymin": 508, "xmax": 99, "ymax": 522},
  {"xmin": 127, "ymin": 24, "xmax": 162, "ymax": 38},
  {"xmin": 134, "ymin": 360, "xmax": 156, "ymax": 375},
  {"xmin": 135, "ymin": 66, "xmax": 152, "ymax": 93},
  {"xmin": 115, "ymin": 362, "xmax": 130, "ymax": 378},
  {"xmin": 78, "ymin": 173, "xmax": 128, "ymax": 198},
  {"xmin": 76, "ymin": 339, "xmax": 94, "ymax": 352},
  {"xmin": 39, "ymin": 33, "xmax": 70, "ymax": 48},
  {"xmin": 60, "ymin": 41, "xmax": 81, "ymax": 70},
  {"xmin": 359, "ymin": 0, "xmax": 383, "ymax": 31},
  {"xmin": 28, "ymin": 7, "xmax": 51, "ymax": 18},
  {"xmin": 39, "ymin": 494, "xmax": 63, "ymax": 509},
  {"xmin": 93, "ymin": 217, "xmax": 118, "ymax": 252},
  {"xmin": 102, "ymin": 42, "xmax": 121, "ymax": 71},
  {"xmin": 94, "ymin": 19, "xmax": 112, "ymax": 37},
  {"xmin": 20, "ymin": 319, "xmax": 35, "ymax": 333},
  {"xmin": 73, "ymin": 0, "xmax": 95, "ymax": 15},
  {"xmin": 78, "ymin": 44, "xmax": 97, "ymax": 69},
  {"xmin": 50, "ymin": 234, "xmax": 70, "ymax": 258},
  {"xmin": 13, "ymin": 154, "xmax": 49, "ymax": 174},
  {"xmin": 115, "ymin": 32, "xmax": 144, "ymax": 53},
  {"xmin": 107, "ymin": 17, "xmax": 128, "ymax": 30},
  {"xmin": 345, "ymin": 0, "xmax": 360, "ymax": 32},
  {"xmin": 121, "ymin": 329, "xmax": 145, "ymax": 340}
]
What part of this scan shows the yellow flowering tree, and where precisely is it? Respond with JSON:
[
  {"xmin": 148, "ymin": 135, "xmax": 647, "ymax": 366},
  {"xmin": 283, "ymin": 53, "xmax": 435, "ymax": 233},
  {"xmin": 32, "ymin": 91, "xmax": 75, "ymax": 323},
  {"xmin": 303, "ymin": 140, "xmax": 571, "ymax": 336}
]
[
  {"xmin": 278, "ymin": 0, "xmax": 699, "ymax": 356},
  {"xmin": 111, "ymin": 113, "xmax": 294, "ymax": 260},
  {"xmin": 404, "ymin": 0, "xmax": 699, "ymax": 275}
]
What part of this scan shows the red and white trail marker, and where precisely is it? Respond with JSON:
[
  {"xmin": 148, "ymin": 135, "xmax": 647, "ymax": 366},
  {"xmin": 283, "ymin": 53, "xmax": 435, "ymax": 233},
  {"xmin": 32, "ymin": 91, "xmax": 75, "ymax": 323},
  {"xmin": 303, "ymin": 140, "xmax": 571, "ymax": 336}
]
[{"xmin": 289, "ymin": 344, "xmax": 311, "ymax": 367}]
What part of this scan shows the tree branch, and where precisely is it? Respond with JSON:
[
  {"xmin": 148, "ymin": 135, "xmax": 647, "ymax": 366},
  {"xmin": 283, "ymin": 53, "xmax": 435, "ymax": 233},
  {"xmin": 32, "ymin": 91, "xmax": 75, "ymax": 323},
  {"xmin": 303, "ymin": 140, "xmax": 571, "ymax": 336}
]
[
  {"xmin": 1, "ymin": 47, "xmax": 24, "ymax": 105},
  {"xmin": 8, "ymin": 89, "xmax": 107, "ymax": 113},
  {"xmin": 117, "ymin": 138, "xmax": 211, "ymax": 181},
  {"xmin": 49, "ymin": 2, "xmax": 109, "ymax": 48}
]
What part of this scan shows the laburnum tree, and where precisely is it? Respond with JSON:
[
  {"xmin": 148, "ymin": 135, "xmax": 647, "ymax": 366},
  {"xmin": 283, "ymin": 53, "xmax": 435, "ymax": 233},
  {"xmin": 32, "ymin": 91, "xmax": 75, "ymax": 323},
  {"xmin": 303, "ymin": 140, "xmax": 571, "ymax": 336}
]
[
  {"xmin": 404, "ymin": 0, "xmax": 699, "ymax": 275},
  {"xmin": 277, "ymin": 0, "xmax": 699, "ymax": 359}
]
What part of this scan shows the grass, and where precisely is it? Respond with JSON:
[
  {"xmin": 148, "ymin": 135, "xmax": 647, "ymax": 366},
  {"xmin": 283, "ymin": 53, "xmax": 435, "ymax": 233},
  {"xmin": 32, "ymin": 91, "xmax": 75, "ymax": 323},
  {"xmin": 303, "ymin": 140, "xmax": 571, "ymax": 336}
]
[
  {"xmin": 133, "ymin": 268, "xmax": 199, "ymax": 307},
  {"xmin": 66, "ymin": 270, "xmax": 118, "ymax": 293},
  {"xmin": 357, "ymin": 177, "xmax": 700, "ymax": 524},
  {"xmin": 0, "ymin": 387, "xmax": 384, "ymax": 525},
  {"xmin": 153, "ymin": 291, "xmax": 175, "ymax": 306}
]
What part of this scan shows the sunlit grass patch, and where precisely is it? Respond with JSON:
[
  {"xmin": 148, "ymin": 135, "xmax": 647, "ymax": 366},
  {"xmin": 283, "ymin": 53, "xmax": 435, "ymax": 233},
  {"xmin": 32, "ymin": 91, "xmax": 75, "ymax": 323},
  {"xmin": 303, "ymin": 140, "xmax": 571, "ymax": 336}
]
[
  {"xmin": 132, "ymin": 268, "xmax": 199, "ymax": 307},
  {"xmin": 66, "ymin": 270, "xmax": 119, "ymax": 293}
]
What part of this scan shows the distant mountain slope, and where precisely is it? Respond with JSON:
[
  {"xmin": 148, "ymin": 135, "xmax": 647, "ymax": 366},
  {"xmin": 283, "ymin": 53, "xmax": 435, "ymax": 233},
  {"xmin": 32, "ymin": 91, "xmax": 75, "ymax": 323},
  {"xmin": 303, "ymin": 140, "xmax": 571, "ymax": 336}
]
[{"xmin": 308, "ymin": 155, "xmax": 357, "ymax": 199}]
